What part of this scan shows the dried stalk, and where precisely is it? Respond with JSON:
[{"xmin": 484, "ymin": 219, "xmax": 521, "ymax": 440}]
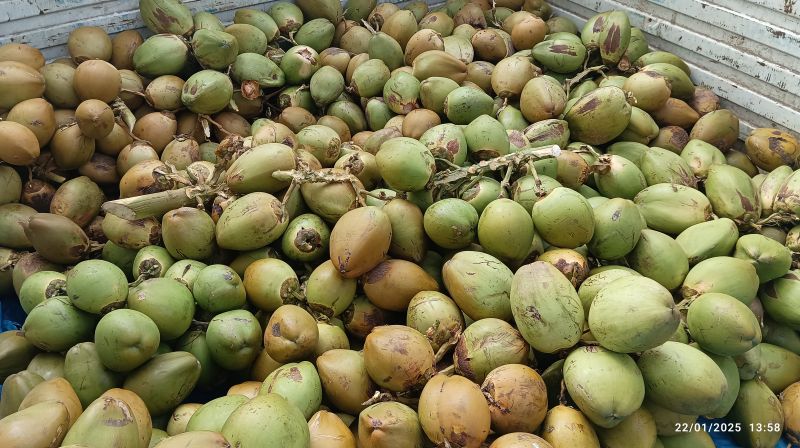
[
  {"xmin": 273, "ymin": 167, "xmax": 367, "ymax": 207},
  {"xmin": 102, "ymin": 136, "xmax": 245, "ymax": 220},
  {"xmin": 431, "ymin": 145, "xmax": 561, "ymax": 200}
]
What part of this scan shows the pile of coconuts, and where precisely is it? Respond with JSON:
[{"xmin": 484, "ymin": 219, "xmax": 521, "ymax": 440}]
[{"xmin": 1, "ymin": 0, "xmax": 800, "ymax": 446}]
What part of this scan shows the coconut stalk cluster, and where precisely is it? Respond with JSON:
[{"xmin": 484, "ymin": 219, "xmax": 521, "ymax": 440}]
[{"xmin": 1, "ymin": 0, "xmax": 800, "ymax": 447}]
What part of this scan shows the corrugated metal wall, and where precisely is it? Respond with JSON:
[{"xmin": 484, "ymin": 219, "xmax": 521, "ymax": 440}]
[
  {"xmin": 549, "ymin": 0, "xmax": 800, "ymax": 137},
  {"xmin": 1, "ymin": 0, "xmax": 797, "ymax": 137},
  {"xmin": 0, "ymin": 0, "xmax": 410, "ymax": 60}
]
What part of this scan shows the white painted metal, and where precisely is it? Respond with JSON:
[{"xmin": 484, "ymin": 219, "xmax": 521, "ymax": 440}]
[
  {"xmin": 0, "ymin": 0, "xmax": 411, "ymax": 60},
  {"xmin": 0, "ymin": 0, "xmax": 797, "ymax": 137},
  {"xmin": 550, "ymin": 0, "xmax": 800, "ymax": 137},
  {"xmin": 742, "ymin": 0, "xmax": 800, "ymax": 17},
  {"xmin": 647, "ymin": 0, "xmax": 800, "ymax": 58}
]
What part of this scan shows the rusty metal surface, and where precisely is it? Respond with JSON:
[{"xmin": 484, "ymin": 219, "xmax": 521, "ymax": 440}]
[{"xmin": 550, "ymin": 0, "xmax": 800, "ymax": 137}]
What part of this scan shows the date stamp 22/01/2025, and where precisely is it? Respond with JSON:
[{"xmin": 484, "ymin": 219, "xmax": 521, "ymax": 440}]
[{"xmin": 675, "ymin": 422, "xmax": 783, "ymax": 433}]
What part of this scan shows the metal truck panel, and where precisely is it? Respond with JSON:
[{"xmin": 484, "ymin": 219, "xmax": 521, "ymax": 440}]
[
  {"xmin": 1, "ymin": 0, "xmax": 797, "ymax": 137},
  {"xmin": 550, "ymin": 0, "xmax": 800, "ymax": 137}
]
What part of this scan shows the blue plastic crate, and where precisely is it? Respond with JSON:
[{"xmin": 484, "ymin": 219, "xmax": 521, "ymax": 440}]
[
  {"xmin": 0, "ymin": 295, "xmax": 25, "ymax": 396},
  {"xmin": 0, "ymin": 295, "xmax": 24, "ymax": 332}
]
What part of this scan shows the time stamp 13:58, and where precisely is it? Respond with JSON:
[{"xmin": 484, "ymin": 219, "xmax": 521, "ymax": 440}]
[{"xmin": 675, "ymin": 422, "xmax": 782, "ymax": 433}]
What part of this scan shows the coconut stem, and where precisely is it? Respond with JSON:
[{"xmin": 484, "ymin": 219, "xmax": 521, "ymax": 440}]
[
  {"xmin": 758, "ymin": 212, "xmax": 800, "ymax": 227},
  {"xmin": 361, "ymin": 19, "xmax": 377, "ymax": 34},
  {"xmin": 103, "ymin": 187, "xmax": 203, "ymax": 220},
  {"xmin": 501, "ymin": 97, "xmax": 509, "ymax": 111},
  {"xmin": 281, "ymin": 181, "xmax": 300, "ymax": 209},
  {"xmin": 155, "ymin": 164, "xmax": 194, "ymax": 188},
  {"xmin": 488, "ymin": 0, "xmax": 502, "ymax": 27},
  {"xmin": 43, "ymin": 170, "xmax": 66, "ymax": 184},
  {"xmin": 102, "ymin": 137, "xmax": 239, "ymax": 221},
  {"xmin": 128, "ymin": 261, "xmax": 162, "ymax": 288},
  {"xmin": 438, "ymin": 364, "xmax": 456, "ymax": 376},
  {"xmin": 357, "ymin": 189, "xmax": 380, "ymax": 200},
  {"xmin": 288, "ymin": 289, "xmax": 307, "ymax": 304},
  {"xmin": 112, "ymin": 98, "xmax": 137, "ymax": 131},
  {"xmin": 200, "ymin": 115, "xmax": 233, "ymax": 137},
  {"xmin": 675, "ymin": 297, "xmax": 695, "ymax": 311},
  {"xmin": 434, "ymin": 331, "xmax": 461, "ymax": 364},
  {"xmin": 361, "ymin": 391, "xmax": 385, "ymax": 406},
  {"xmin": 278, "ymin": 34, "xmax": 298, "ymax": 47},
  {"xmin": 125, "ymin": 126, "xmax": 146, "ymax": 145},
  {"xmin": 432, "ymin": 145, "xmax": 561, "ymax": 200},
  {"xmin": 121, "ymin": 89, "xmax": 146, "ymax": 97},
  {"xmin": 575, "ymin": 144, "xmax": 603, "ymax": 160},
  {"xmin": 525, "ymin": 162, "xmax": 548, "ymax": 198},
  {"xmin": 564, "ymin": 65, "xmax": 607, "ymax": 97},
  {"xmin": 362, "ymin": 389, "xmax": 420, "ymax": 407},
  {"xmin": 459, "ymin": 175, "xmax": 484, "ymax": 198},
  {"xmin": 499, "ymin": 166, "xmax": 514, "ymax": 198},
  {"xmin": 583, "ymin": 49, "xmax": 594, "ymax": 71},
  {"xmin": 273, "ymin": 168, "xmax": 366, "ymax": 207},
  {"xmin": 435, "ymin": 158, "xmax": 463, "ymax": 171}
]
